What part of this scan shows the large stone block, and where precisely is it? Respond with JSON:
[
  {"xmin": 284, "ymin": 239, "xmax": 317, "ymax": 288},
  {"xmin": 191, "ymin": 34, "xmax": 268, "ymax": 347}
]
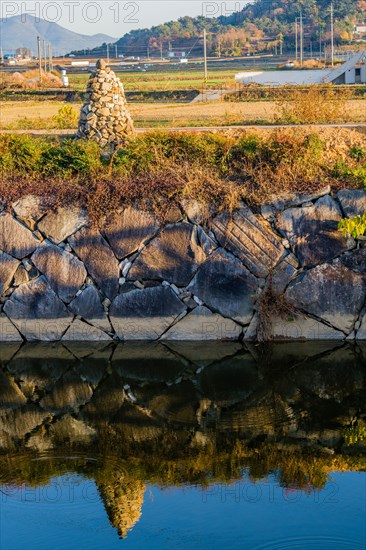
[
  {"xmin": 0, "ymin": 213, "xmax": 39, "ymax": 259},
  {"xmin": 3, "ymin": 277, "xmax": 73, "ymax": 341},
  {"xmin": 68, "ymin": 285, "xmax": 111, "ymax": 333},
  {"xmin": 38, "ymin": 206, "xmax": 88, "ymax": 244},
  {"xmin": 264, "ymin": 186, "xmax": 331, "ymax": 213},
  {"xmin": 69, "ymin": 226, "xmax": 119, "ymax": 300},
  {"xmin": 339, "ymin": 249, "xmax": 366, "ymax": 274},
  {"xmin": 110, "ymin": 286, "xmax": 186, "ymax": 340},
  {"xmin": 210, "ymin": 205, "xmax": 285, "ymax": 278},
  {"xmin": 337, "ymin": 189, "xmax": 366, "ymax": 218},
  {"xmin": 188, "ymin": 248, "xmax": 258, "ymax": 324},
  {"xmin": 104, "ymin": 206, "xmax": 159, "ymax": 259},
  {"xmin": 12, "ymin": 195, "xmax": 48, "ymax": 221},
  {"xmin": 355, "ymin": 315, "xmax": 366, "ymax": 340},
  {"xmin": 128, "ymin": 222, "xmax": 206, "ymax": 286},
  {"xmin": 31, "ymin": 244, "xmax": 87, "ymax": 303},
  {"xmin": 62, "ymin": 319, "xmax": 112, "ymax": 341},
  {"xmin": 0, "ymin": 314, "xmax": 22, "ymax": 342},
  {"xmin": 285, "ymin": 263, "xmax": 366, "ymax": 334},
  {"xmin": 161, "ymin": 306, "xmax": 242, "ymax": 340},
  {"xmin": 244, "ymin": 312, "xmax": 345, "ymax": 340},
  {"xmin": 0, "ymin": 251, "xmax": 19, "ymax": 295},
  {"xmin": 276, "ymin": 196, "xmax": 354, "ymax": 267}
]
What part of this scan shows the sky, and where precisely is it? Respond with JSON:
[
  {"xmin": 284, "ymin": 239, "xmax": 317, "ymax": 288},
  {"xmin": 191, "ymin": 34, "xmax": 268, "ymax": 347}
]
[{"xmin": 1, "ymin": 1, "xmax": 250, "ymax": 38}]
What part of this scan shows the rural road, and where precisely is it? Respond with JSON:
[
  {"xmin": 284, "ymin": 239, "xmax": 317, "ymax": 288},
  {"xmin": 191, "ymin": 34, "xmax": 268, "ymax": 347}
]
[{"xmin": 1, "ymin": 123, "xmax": 366, "ymax": 136}]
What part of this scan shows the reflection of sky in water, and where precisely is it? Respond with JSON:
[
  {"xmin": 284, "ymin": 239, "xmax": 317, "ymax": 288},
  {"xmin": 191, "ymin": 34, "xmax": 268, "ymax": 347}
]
[{"xmin": 1, "ymin": 472, "xmax": 365, "ymax": 550}]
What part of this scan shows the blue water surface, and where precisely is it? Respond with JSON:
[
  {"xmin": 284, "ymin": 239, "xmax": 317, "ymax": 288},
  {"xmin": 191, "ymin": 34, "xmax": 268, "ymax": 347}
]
[{"xmin": 1, "ymin": 471, "xmax": 365, "ymax": 550}]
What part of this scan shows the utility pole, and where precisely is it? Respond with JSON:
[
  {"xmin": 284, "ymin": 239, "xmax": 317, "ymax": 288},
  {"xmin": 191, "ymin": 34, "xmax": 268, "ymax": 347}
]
[
  {"xmin": 218, "ymin": 35, "xmax": 221, "ymax": 58},
  {"xmin": 43, "ymin": 39, "xmax": 47, "ymax": 71},
  {"xmin": 330, "ymin": 2, "xmax": 334, "ymax": 66},
  {"xmin": 319, "ymin": 27, "xmax": 322, "ymax": 60},
  {"xmin": 106, "ymin": 43, "xmax": 109, "ymax": 64},
  {"xmin": 48, "ymin": 43, "xmax": 52, "ymax": 72},
  {"xmin": 203, "ymin": 28, "xmax": 208, "ymax": 83},
  {"xmin": 37, "ymin": 35, "xmax": 42, "ymax": 83},
  {"xmin": 300, "ymin": 11, "xmax": 303, "ymax": 65},
  {"xmin": 147, "ymin": 44, "xmax": 150, "ymax": 59},
  {"xmin": 115, "ymin": 45, "xmax": 118, "ymax": 59},
  {"xmin": 160, "ymin": 42, "xmax": 163, "ymax": 60},
  {"xmin": 295, "ymin": 19, "xmax": 298, "ymax": 60}
]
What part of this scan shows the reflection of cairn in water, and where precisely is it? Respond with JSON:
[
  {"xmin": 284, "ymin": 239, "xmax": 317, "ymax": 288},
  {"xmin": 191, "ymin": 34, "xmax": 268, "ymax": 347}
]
[{"xmin": 99, "ymin": 478, "xmax": 145, "ymax": 539}]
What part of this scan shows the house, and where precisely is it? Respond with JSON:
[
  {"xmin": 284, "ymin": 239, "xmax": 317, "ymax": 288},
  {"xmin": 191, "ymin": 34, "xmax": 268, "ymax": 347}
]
[
  {"xmin": 354, "ymin": 24, "xmax": 366, "ymax": 35},
  {"xmin": 235, "ymin": 51, "xmax": 366, "ymax": 86}
]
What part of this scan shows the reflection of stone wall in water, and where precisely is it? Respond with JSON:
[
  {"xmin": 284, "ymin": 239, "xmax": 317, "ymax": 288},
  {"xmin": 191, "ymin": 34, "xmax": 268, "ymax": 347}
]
[
  {"xmin": 1, "ymin": 188, "xmax": 366, "ymax": 341},
  {"xmin": 0, "ymin": 342, "xmax": 365, "ymax": 503},
  {"xmin": 99, "ymin": 479, "xmax": 145, "ymax": 538},
  {"xmin": 77, "ymin": 59, "xmax": 134, "ymax": 147}
]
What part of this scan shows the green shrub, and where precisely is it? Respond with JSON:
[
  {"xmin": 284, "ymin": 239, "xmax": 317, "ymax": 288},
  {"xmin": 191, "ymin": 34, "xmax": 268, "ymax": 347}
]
[
  {"xmin": 40, "ymin": 139, "xmax": 104, "ymax": 176},
  {"xmin": 228, "ymin": 135, "xmax": 262, "ymax": 160},
  {"xmin": 52, "ymin": 105, "xmax": 79, "ymax": 129},
  {"xmin": 331, "ymin": 160, "xmax": 366, "ymax": 187},
  {"xmin": 350, "ymin": 145, "xmax": 366, "ymax": 161},
  {"xmin": 113, "ymin": 131, "xmax": 232, "ymax": 174},
  {"xmin": 338, "ymin": 213, "xmax": 366, "ymax": 239},
  {"xmin": 0, "ymin": 134, "xmax": 45, "ymax": 172}
]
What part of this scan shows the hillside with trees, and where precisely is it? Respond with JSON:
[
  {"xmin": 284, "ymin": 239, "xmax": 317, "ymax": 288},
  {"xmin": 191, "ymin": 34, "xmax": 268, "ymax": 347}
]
[{"xmin": 71, "ymin": 0, "xmax": 365, "ymax": 58}]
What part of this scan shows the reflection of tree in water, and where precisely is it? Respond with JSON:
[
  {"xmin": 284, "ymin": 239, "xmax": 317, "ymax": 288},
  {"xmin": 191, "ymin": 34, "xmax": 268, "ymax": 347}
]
[{"xmin": 99, "ymin": 478, "xmax": 146, "ymax": 539}]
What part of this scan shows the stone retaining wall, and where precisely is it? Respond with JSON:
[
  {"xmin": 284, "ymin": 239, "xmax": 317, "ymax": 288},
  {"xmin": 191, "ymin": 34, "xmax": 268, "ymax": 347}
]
[{"xmin": 1, "ymin": 188, "xmax": 366, "ymax": 342}]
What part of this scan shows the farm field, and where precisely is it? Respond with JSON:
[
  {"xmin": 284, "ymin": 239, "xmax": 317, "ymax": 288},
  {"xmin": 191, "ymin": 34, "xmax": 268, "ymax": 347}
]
[
  {"xmin": 68, "ymin": 69, "xmax": 237, "ymax": 92},
  {"xmin": 1, "ymin": 98, "xmax": 365, "ymax": 129}
]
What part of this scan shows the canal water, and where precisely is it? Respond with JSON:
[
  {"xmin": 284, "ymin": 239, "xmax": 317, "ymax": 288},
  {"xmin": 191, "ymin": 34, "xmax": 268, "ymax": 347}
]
[{"xmin": 0, "ymin": 341, "xmax": 365, "ymax": 549}]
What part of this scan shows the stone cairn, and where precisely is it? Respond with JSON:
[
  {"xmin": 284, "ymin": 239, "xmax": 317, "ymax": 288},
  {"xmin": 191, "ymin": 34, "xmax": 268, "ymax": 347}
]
[{"xmin": 77, "ymin": 59, "xmax": 135, "ymax": 148}]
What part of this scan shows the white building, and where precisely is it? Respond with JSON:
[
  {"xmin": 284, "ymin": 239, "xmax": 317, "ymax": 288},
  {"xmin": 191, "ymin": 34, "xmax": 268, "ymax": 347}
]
[
  {"xmin": 354, "ymin": 24, "xmax": 366, "ymax": 34},
  {"xmin": 235, "ymin": 51, "xmax": 366, "ymax": 86}
]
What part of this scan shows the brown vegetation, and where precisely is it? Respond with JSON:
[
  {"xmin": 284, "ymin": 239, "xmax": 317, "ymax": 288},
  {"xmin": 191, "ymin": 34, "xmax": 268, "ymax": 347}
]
[
  {"xmin": 0, "ymin": 128, "xmax": 365, "ymax": 225},
  {"xmin": 0, "ymin": 69, "xmax": 63, "ymax": 90}
]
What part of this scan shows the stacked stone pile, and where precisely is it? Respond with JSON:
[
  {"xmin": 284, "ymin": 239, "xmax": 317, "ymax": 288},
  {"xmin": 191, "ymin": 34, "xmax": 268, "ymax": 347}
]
[
  {"xmin": 77, "ymin": 59, "xmax": 135, "ymax": 148},
  {"xmin": 1, "ymin": 189, "xmax": 366, "ymax": 342}
]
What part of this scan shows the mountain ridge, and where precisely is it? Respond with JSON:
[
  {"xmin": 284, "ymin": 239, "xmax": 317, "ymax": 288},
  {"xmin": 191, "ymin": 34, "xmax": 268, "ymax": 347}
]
[
  {"xmin": 0, "ymin": 15, "xmax": 116, "ymax": 56},
  {"xmin": 71, "ymin": 0, "xmax": 362, "ymax": 58}
]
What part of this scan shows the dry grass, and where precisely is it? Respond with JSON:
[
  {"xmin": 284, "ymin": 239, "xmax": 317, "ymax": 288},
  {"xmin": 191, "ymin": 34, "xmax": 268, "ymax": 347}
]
[
  {"xmin": 256, "ymin": 284, "xmax": 300, "ymax": 342},
  {"xmin": 0, "ymin": 70, "xmax": 63, "ymax": 90},
  {"xmin": 1, "ymin": 128, "xmax": 366, "ymax": 226},
  {"xmin": 1, "ymin": 97, "xmax": 365, "ymax": 130},
  {"xmin": 276, "ymin": 85, "xmax": 354, "ymax": 124}
]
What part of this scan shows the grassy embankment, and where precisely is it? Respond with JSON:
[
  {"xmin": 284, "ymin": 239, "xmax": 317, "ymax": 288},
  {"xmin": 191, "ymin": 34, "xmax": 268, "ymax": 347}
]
[{"xmin": 1, "ymin": 128, "xmax": 366, "ymax": 223}]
